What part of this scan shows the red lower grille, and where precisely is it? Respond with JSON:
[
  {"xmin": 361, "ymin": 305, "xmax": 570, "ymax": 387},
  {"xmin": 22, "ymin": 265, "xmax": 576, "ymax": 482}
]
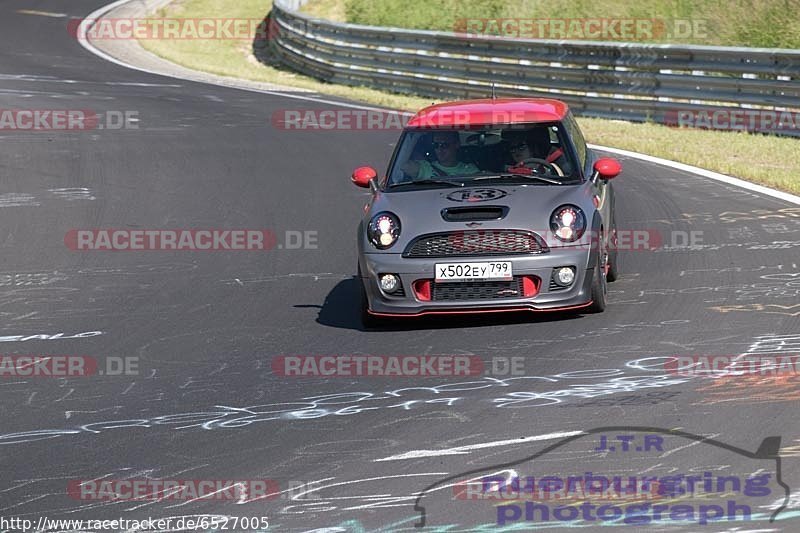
[{"xmin": 413, "ymin": 276, "xmax": 540, "ymax": 302}]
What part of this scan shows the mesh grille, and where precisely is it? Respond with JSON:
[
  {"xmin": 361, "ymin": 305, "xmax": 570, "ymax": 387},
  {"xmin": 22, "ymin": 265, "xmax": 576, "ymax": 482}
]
[
  {"xmin": 404, "ymin": 230, "xmax": 546, "ymax": 258},
  {"xmin": 432, "ymin": 278, "xmax": 524, "ymax": 301}
]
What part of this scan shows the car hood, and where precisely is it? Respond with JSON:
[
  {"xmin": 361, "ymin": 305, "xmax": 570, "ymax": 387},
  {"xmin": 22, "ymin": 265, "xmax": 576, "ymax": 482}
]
[{"xmin": 364, "ymin": 183, "xmax": 597, "ymax": 252}]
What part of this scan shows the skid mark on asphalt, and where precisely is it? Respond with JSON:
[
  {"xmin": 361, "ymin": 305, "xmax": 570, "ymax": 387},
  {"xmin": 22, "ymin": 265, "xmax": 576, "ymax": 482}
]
[
  {"xmin": 627, "ymin": 207, "xmax": 800, "ymax": 226},
  {"xmin": 0, "ymin": 356, "xmax": 691, "ymax": 445},
  {"xmin": 0, "ymin": 271, "xmax": 68, "ymax": 287},
  {"xmin": 0, "ymin": 189, "xmax": 96, "ymax": 207},
  {"xmin": 689, "ymin": 334, "xmax": 800, "ymax": 405},
  {"xmin": 375, "ymin": 430, "xmax": 584, "ymax": 461},
  {"xmin": 678, "ymin": 264, "xmax": 799, "ymax": 277},
  {"xmin": 486, "ymin": 320, "xmax": 692, "ymax": 349},
  {"xmin": 610, "ymin": 269, "xmax": 800, "ymax": 309},
  {"xmin": 47, "ymin": 188, "xmax": 96, "ymax": 200},
  {"xmin": 696, "ymin": 375, "xmax": 800, "ymax": 405},
  {"xmin": 0, "ymin": 193, "xmax": 39, "ymax": 207},
  {"xmin": 221, "ymin": 273, "xmax": 345, "ymax": 285},
  {"xmin": 710, "ymin": 303, "xmax": 800, "ymax": 317}
]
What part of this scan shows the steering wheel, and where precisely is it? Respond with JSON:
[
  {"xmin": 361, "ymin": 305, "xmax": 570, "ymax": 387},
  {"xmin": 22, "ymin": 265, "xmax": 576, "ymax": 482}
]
[{"xmin": 517, "ymin": 157, "xmax": 564, "ymax": 177}]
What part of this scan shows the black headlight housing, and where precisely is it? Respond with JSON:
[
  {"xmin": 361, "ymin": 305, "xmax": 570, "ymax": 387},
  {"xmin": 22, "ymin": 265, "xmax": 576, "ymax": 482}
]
[
  {"xmin": 550, "ymin": 205, "xmax": 586, "ymax": 242},
  {"xmin": 367, "ymin": 212, "xmax": 401, "ymax": 249}
]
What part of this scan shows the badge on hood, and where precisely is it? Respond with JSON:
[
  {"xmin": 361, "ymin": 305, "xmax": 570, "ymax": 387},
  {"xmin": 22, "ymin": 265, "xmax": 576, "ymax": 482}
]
[{"xmin": 446, "ymin": 188, "xmax": 507, "ymax": 203}]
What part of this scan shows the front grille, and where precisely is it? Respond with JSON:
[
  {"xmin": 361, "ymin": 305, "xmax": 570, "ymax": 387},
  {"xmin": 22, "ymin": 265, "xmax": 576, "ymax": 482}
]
[
  {"xmin": 387, "ymin": 285, "xmax": 406, "ymax": 297},
  {"xmin": 549, "ymin": 278, "xmax": 568, "ymax": 291},
  {"xmin": 404, "ymin": 230, "xmax": 547, "ymax": 258},
  {"xmin": 432, "ymin": 278, "xmax": 524, "ymax": 301}
]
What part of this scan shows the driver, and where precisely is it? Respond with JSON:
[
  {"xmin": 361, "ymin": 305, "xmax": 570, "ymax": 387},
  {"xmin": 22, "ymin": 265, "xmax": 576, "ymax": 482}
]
[
  {"xmin": 401, "ymin": 131, "xmax": 479, "ymax": 180},
  {"xmin": 503, "ymin": 128, "xmax": 572, "ymax": 176}
]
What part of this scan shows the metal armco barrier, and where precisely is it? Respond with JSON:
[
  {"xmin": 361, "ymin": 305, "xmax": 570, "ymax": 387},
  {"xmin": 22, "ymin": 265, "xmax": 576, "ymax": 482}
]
[{"xmin": 268, "ymin": 0, "xmax": 800, "ymax": 137}]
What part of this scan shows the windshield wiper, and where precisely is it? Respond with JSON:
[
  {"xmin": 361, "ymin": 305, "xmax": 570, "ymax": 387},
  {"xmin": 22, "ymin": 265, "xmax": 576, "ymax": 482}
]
[
  {"xmin": 471, "ymin": 173, "xmax": 563, "ymax": 185},
  {"xmin": 389, "ymin": 179, "xmax": 465, "ymax": 188}
]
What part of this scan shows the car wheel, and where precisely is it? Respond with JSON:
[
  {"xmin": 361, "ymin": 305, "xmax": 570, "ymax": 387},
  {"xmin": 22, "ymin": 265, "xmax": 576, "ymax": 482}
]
[
  {"xmin": 587, "ymin": 251, "xmax": 607, "ymax": 313},
  {"xmin": 606, "ymin": 259, "xmax": 619, "ymax": 283},
  {"xmin": 606, "ymin": 254, "xmax": 619, "ymax": 283}
]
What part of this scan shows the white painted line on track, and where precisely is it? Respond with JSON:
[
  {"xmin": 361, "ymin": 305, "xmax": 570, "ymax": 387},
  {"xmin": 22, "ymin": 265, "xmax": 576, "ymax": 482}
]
[
  {"xmin": 77, "ymin": 0, "xmax": 392, "ymax": 111},
  {"xmin": 16, "ymin": 10, "xmax": 68, "ymax": 18},
  {"xmin": 79, "ymin": 0, "xmax": 800, "ymax": 207},
  {"xmin": 589, "ymin": 144, "xmax": 800, "ymax": 206},
  {"xmin": 374, "ymin": 430, "xmax": 584, "ymax": 461}
]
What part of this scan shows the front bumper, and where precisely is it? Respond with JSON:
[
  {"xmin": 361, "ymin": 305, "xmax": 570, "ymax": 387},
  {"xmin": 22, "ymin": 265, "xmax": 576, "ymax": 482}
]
[{"xmin": 360, "ymin": 247, "xmax": 595, "ymax": 316}]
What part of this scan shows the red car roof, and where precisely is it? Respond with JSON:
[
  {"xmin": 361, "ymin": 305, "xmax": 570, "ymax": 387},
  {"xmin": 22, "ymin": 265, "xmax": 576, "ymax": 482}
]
[{"xmin": 406, "ymin": 98, "xmax": 570, "ymax": 128}]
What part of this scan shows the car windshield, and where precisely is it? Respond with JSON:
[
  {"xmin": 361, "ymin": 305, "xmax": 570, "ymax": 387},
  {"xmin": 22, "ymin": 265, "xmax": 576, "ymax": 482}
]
[{"xmin": 386, "ymin": 124, "xmax": 580, "ymax": 189}]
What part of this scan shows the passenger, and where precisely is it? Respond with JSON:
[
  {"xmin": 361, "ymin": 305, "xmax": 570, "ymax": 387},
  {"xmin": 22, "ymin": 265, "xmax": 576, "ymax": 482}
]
[{"xmin": 503, "ymin": 128, "xmax": 572, "ymax": 176}]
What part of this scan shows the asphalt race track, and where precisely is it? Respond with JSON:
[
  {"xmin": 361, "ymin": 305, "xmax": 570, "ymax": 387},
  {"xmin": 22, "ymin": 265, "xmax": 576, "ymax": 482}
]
[{"xmin": 1, "ymin": 2, "xmax": 799, "ymax": 532}]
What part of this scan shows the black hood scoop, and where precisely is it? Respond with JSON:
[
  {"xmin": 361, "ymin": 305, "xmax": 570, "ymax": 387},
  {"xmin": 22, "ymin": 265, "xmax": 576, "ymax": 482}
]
[{"xmin": 441, "ymin": 205, "xmax": 509, "ymax": 222}]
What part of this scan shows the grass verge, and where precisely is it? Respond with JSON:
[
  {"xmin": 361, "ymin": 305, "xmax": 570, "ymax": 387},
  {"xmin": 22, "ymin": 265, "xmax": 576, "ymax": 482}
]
[
  {"xmin": 324, "ymin": 0, "xmax": 800, "ymax": 48},
  {"xmin": 140, "ymin": 0, "xmax": 433, "ymax": 110},
  {"xmin": 139, "ymin": 0, "xmax": 800, "ymax": 195}
]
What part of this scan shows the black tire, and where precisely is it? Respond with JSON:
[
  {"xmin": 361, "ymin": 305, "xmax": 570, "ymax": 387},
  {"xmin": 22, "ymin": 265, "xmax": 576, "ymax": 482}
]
[
  {"xmin": 606, "ymin": 227, "xmax": 619, "ymax": 282},
  {"xmin": 587, "ymin": 254, "xmax": 607, "ymax": 313},
  {"xmin": 606, "ymin": 252, "xmax": 619, "ymax": 282}
]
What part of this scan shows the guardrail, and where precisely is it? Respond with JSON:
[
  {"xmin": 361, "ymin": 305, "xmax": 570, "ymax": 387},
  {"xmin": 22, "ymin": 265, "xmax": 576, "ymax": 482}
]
[{"xmin": 268, "ymin": 0, "xmax": 800, "ymax": 136}]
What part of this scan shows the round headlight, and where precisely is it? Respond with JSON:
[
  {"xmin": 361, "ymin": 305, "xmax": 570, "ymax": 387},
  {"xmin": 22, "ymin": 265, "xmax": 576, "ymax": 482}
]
[
  {"xmin": 550, "ymin": 205, "xmax": 586, "ymax": 242},
  {"xmin": 367, "ymin": 212, "xmax": 401, "ymax": 249}
]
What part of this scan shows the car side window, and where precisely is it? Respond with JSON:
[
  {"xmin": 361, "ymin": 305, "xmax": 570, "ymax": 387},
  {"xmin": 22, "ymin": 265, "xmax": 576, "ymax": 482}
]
[
  {"xmin": 564, "ymin": 112, "xmax": 587, "ymax": 170},
  {"xmin": 387, "ymin": 131, "xmax": 422, "ymax": 182}
]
